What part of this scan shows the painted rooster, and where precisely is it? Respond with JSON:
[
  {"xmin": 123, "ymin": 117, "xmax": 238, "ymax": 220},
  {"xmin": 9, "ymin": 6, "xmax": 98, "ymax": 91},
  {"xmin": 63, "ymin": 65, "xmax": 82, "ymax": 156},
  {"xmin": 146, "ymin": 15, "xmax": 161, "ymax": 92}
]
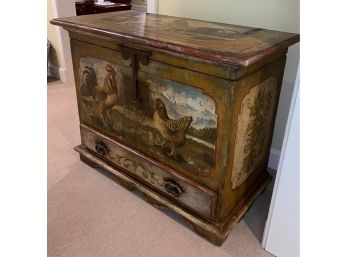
[
  {"xmin": 82, "ymin": 64, "xmax": 118, "ymax": 127},
  {"xmin": 153, "ymin": 98, "xmax": 193, "ymax": 158}
]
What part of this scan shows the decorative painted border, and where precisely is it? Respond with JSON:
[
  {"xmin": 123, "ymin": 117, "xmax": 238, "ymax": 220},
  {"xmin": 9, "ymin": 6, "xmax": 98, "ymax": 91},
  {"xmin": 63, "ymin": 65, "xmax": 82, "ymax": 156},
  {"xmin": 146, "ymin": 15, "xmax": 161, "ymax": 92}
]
[{"xmin": 80, "ymin": 124, "xmax": 218, "ymax": 220}]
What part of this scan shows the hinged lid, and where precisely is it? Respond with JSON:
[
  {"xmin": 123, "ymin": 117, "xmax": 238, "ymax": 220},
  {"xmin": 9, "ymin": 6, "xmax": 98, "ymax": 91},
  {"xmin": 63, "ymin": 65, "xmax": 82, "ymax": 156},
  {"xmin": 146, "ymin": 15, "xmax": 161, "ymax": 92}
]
[{"xmin": 51, "ymin": 11, "xmax": 299, "ymax": 68}]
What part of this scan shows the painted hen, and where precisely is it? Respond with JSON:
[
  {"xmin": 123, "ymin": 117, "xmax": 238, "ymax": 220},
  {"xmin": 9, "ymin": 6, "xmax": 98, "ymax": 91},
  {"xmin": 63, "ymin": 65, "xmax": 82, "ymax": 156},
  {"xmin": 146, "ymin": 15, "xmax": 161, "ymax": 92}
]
[
  {"xmin": 82, "ymin": 64, "xmax": 118, "ymax": 127},
  {"xmin": 153, "ymin": 98, "xmax": 193, "ymax": 158}
]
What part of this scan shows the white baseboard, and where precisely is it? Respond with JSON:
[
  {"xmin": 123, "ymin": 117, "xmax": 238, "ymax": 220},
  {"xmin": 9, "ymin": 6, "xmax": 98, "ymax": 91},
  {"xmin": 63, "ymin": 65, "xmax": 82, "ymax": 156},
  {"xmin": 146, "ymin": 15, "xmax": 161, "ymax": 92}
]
[
  {"xmin": 268, "ymin": 148, "xmax": 281, "ymax": 171},
  {"xmin": 59, "ymin": 67, "xmax": 68, "ymax": 83},
  {"xmin": 47, "ymin": 64, "xmax": 60, "ymax": 80},
  {"xmin": 132, "ymin": 5, "xmax": 147, "ymax": 12}
]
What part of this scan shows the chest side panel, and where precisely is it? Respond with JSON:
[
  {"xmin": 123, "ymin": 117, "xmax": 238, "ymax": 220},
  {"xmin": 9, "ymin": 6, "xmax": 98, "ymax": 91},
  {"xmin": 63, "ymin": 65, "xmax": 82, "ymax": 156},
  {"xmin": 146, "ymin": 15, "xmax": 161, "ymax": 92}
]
[{"xmin": 217, "ymin": 57, "xmax": 286, "ymax": 222}]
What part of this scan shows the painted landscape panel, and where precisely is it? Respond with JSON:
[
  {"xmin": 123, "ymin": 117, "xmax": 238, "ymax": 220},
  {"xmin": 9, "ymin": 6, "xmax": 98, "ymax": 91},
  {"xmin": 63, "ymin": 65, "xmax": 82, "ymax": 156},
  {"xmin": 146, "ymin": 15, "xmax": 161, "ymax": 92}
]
[{"xmin": 78, "ymin": 56, "xmax": 218, "ymax": 174}]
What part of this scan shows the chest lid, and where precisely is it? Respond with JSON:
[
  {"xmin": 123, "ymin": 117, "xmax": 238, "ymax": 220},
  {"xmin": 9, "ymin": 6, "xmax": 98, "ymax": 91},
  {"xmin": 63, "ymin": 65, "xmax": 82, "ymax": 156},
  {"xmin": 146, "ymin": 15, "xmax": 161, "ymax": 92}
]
[{"xmin": 51, "ymin": 11, "xmax": 299, "ymax": 68}]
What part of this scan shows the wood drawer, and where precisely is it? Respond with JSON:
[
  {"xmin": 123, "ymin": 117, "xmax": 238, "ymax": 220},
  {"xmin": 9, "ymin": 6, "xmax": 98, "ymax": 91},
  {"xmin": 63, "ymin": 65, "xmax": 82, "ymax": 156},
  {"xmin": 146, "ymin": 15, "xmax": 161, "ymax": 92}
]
[{"xmin": 80, "ymin": 124, "xmax": 217, "ymax": 220}]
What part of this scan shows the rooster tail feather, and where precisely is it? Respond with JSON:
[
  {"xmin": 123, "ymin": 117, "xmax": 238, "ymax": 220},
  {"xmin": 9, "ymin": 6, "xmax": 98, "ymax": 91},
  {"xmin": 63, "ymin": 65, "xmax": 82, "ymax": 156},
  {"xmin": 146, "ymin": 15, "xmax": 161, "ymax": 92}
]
[
  {"xmin": 166, "ymin": 116, "xmax": 193, "ymax": 132},
  {"xmin": 83, "ymin": 66, "xmax": 98, "ymax": 88},
  {"xmin": 180, "ymin": 116, "xmax": 193, "ymax": 130}
]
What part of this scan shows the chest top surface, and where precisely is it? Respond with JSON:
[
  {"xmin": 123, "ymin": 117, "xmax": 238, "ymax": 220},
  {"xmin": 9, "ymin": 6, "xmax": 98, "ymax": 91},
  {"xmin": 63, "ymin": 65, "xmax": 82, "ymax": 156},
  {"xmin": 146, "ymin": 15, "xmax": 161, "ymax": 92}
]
[{"xmin": 51, "ymin": 11, "xmax": 299, "ymax": 67}]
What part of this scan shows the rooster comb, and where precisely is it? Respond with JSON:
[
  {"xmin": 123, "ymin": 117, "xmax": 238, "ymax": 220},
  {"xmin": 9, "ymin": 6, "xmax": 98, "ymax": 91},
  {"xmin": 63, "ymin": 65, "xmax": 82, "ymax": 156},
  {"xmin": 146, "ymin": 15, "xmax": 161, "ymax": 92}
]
[{"xmin": 105, "ymin": 64, "xmax": 115, "ymax": 72}]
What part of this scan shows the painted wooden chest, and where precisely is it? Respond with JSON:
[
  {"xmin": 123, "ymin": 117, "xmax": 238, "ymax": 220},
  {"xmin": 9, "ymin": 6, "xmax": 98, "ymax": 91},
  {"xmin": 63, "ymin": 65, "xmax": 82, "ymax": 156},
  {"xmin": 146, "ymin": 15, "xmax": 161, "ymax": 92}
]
[{"xmin": 51, "ymin": 11, "xmax": 299, "ymax": 245}]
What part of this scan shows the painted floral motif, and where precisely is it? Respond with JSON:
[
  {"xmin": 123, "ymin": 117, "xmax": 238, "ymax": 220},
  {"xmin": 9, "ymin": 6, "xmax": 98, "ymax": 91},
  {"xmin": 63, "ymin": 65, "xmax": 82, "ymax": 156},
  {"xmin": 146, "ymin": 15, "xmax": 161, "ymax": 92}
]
[
  {"xmin": 109, "ymin": 154, "xmax": 164, "ymax": 187},
  {"xmin": 231, "ymin": 77, "xmax": 277, "ymax": 189},
  {"xmin": 241, "ymin": 88, "xmax": 272, "ymax": 175}
]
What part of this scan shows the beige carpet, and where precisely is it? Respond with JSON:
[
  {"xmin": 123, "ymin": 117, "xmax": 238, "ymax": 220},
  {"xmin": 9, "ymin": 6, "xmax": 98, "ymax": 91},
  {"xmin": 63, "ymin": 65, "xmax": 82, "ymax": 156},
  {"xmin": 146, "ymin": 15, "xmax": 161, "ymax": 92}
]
[{"xmin": 48, "ymin": 82, "xmax": 275, "ymax": 257}]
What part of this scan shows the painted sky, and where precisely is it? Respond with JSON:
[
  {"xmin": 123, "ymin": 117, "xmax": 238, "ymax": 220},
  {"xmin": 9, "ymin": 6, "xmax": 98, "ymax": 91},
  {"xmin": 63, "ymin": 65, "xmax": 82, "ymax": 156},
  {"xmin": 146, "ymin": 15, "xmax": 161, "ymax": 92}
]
[{"xmin": 146, "ymin": 78, "xmax": 217, "ymax": 129}]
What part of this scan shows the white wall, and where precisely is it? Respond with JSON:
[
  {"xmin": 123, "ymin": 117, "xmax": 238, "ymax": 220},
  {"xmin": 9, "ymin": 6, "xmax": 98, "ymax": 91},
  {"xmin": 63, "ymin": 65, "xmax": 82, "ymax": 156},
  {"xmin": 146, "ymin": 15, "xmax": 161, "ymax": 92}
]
[{"xmin": 158, "ymin": 0, "xmax": 299, "ymax": 152}]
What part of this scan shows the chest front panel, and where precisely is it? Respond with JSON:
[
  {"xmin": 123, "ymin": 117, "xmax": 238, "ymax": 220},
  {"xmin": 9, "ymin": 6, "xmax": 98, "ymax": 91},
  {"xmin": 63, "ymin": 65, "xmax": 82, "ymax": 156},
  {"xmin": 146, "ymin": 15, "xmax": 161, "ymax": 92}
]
[{"xmin": 71, "ymin": 39, "xmax": 233, "ymax": 190}]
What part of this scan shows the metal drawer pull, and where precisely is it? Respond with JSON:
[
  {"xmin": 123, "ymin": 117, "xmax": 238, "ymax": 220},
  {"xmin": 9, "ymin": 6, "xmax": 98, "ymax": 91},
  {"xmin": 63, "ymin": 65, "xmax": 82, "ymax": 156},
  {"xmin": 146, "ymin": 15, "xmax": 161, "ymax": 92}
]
[
  {"xmin": 95, "ymin": 142, "xmax": 108, "ymax": 156},
  {"xmin": 163, "ymin": 178, "xmax": 184, "ymax": 197}
]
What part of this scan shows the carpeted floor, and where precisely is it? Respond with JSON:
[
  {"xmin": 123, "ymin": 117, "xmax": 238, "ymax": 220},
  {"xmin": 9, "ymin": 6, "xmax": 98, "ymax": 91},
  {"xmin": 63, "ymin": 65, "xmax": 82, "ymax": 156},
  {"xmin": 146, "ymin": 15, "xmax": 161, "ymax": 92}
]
[{"xmin": 48, "ymin": 82, "xmax": 275, "ymax": 257}]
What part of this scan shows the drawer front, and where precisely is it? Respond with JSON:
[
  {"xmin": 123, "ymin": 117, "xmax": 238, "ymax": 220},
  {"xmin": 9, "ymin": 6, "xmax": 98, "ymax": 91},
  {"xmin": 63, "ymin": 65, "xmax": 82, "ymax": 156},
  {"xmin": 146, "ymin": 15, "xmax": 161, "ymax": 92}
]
[
  {"xmin": 71, "ymin": 39, "xmax": 233, "ymax": 189},
  {"xmin": 80, "ymin": 125, "xmax": 217, "ymax": 220}
]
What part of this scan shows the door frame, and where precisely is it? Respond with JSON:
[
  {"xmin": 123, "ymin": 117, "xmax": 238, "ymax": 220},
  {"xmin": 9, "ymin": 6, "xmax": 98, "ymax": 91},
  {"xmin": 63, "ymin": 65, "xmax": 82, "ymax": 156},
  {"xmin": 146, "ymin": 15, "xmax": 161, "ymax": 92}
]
[
  {"xmin": 147, "ymin": 0, "xmax": 159, "ymax": 13},
  {"xmin": 51, "ymin": 0, "xmax": 76, "ymax": 83},
  {"xmin": 262, "ymin": 65, "xmax": 300, "ymax": 255}
]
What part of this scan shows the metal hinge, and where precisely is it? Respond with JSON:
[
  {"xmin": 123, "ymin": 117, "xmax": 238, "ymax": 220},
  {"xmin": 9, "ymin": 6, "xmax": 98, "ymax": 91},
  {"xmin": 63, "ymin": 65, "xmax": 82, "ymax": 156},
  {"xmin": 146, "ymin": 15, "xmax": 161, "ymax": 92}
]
[{"xmin": 118, "ymin": 44, "xmax": 152, "ymax": 102}]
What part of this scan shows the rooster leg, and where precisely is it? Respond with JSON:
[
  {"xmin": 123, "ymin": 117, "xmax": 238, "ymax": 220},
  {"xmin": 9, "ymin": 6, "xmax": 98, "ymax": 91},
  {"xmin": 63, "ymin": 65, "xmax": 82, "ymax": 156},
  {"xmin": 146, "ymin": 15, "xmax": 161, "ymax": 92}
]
[
  {"xmin": 100, "ymin": 112, "xmax": 108, "ymax": 128},
  {"xmin": 154, "ymin": 138, "xmax": 167, "ymax": 148},
  {"xmin": 167, "ymin": 144, "xmax": 176, "ymax": 158},
  {"xmin": 161, "ymin": 140, "xmax": 168, "ymax": 149},
  {"xmin": 99, "ymin": 105, "xmax": 110, "ymax": 128},
  {"xmin": 101, "ymin": 116, "xmax": 107, "ymax": 128},
  {"xmin": 106, "ymin": 109, "xmax": 112, "ymax": 123}
]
